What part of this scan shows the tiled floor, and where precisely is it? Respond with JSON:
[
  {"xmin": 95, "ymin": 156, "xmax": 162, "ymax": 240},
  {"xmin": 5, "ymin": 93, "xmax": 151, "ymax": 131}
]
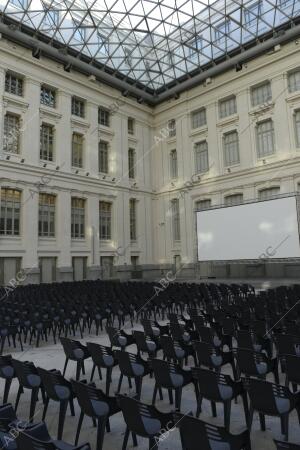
[{"xmin": 4, "ymin": 324, "xmax": 300, "ymax": 450}]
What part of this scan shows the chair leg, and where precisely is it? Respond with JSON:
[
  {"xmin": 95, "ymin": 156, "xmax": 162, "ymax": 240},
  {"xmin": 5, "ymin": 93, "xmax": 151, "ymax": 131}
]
[
  {"xmin": 168, "ymin": 389, "xmax": 173, "ymax": 405},
  {"xmin": 96, "ymin": 417, "xmax": 107, "ymax": 450},
  {"xmin": 63, "ymin": 358, "xmax": 69, "ymax": 377},
  {"xmin": 241, "ymin": 392, "xmax": 249, "ymax": 427},
  {"xmin": 122, "ymin": 426, "xmax": 130, "ymax": 450},
  {"xmin": 15, "ymin": 385, "xmax": 23, "ymax": 413},
  {"xmin": 158, "ymin": 387, "xmax": 163, "ymax": 400},
  {"xmin": 117, "ymin": 373, "xmax": 123, "ymax": 393},
  {"xmin": 75, "ymin": 410, "xmax": 84, "ymax": 445},
  {"xmin": 42, "ymin": 396, "xmax": 50, "ymax": 420},
  {"xmin": 98, "ymin": 366, "xmax": 103, "ymax": 381},
  {"xmin": 132, "ymin": 432, "xmax": 138, "ymax": 446},
  {"xmin": 248, "ymin": 405, "xmax": 254, "ymax": 430},
  {"xmin": 3, "ymin": 378, "xmax": 12, "ymax": 404},
  {"xmin": 281, "ymin": 414, "xmax": 289, "ymax": 441},
  {"xmin": 90, "ymin": 364, "xmax": 96, "ymax": 382},
  {"xmin": 76, "ymin": 362, "xmax": 81, "ymax": 381},
  {"xmin": 106, "ymin": 367, "xmax": 112, "ymax": 395},
  {"xmin": 58, "ymin": 400, "xmax": 68, "ymax": 440},
  {"xmin": 152, "ymin": 384, "xmax": 158, "ymax": 405},
  {"xmin": 149, "ymin": 437, "xmax": 158, "ymax": 450},
  {"xmin": 175, "ymin": 388, "xmax": 182, "ymax": 410},
  {"xmin": 224, "ymin": 401, "xmax": 231, "ymax": 431},
  {"xmin": 29, "ymin": 388, "xmax": 39, "ymax": 422},
  {"xmin": 135, "ymin": 377, "xmax": 142, "ymax": 400},
  {"xmin": 69, "ymin": 397, "xmax": 75, "ymax": 416},
  {"xmin": 211, "ymin": 401, "xmax": 217, "ymax": 418},
  {"xmin": 196, "ymin": 395, "xmax": 203, "ymax": 417},
  {"xmin": 258, "ymin": 413, "xmax": 266, "ymax": 431}
]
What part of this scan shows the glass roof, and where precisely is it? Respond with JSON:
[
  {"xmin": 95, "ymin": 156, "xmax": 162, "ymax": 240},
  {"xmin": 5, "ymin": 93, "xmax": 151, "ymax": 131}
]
[{"xmin": 0, "ymin": 0, "xmax": 300, "ymax": 94}]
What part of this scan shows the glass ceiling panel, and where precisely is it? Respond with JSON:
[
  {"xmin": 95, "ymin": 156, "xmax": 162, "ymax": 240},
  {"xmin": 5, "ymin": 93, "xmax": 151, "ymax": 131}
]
[{"xmin": 0, "ymin": 0, "xmax": 299, "ymax": 92}]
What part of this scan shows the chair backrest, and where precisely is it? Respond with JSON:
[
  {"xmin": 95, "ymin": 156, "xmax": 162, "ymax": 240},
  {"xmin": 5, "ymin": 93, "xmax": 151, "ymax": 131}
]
[
  {"xmin": 193, "ymin": 341, "xmax": 220, "ymax": 368},
  {"xmin": 160, "ymin": 335, "xmax": 185, "ymax": 360},
  {"xmin": 86, "ymin": 342, "xmax": 115, "ymax": 368},
  {"xmin": 192, "ymin": 367, "xmax": 232, "ymax": 402},
  {"xmin": 285, "ymin": 354, "xmax": 300, "ymax": 384},
  {"xmin": 37, "ymin": 367, "xmax": 71, "ymax": 401},
  {"xmin": 60, "ymin": 337, "xmax": 86, "ymax": 360},
  {"xmin": 115, "ymin": 350, "xmax": 145, "ymax": 378},
  {"xmin": 175, "ymin": 413, "xmax": 234, "ymax": 450},
  {"xmin": 235, "ymin": 348, "xmax": 267, "ymax": 377},
  {"xmin": 0, "ymin": 403, "xmax": 17, "ymax": 432},
  {"xmin": 236, "ymin": 330, "xmax": 254, "ymax": 350},
  {"xmin": 151, "ymin": 359, "xmax": 182, "ymax": 388},
  {"xmin": 275, "ymin": 334, "xmax": 300, "ymax": 357},
  {"xmin": 71, "ymin": 379, "xmax": 109, "ymax": 418},
  {"xmin": 244, "ymin": 378, "xmax": 291, "ymax": 416},
  {"xmin": 12, "ymin": 359, "xmax": 40, "ymax": 389},
  {"xmin": 118, "ymin": 394, "xmax": 162, "ymax": 439}
]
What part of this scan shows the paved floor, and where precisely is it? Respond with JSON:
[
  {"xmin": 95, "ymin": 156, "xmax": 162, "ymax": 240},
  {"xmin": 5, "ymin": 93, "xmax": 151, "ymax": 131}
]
[{"xmin": 4, "ymin": 324, "xmax": 300, "ymax": 450}]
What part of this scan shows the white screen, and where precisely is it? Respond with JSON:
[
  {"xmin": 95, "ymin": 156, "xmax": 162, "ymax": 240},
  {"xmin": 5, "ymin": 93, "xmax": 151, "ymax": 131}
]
[{"xmin": 197, "ymin": 196, "xmax": 300, "ymax": 261}]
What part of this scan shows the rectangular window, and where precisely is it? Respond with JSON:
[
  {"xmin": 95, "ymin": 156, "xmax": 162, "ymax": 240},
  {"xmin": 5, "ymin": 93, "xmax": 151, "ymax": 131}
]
[
  {"xmin": 99, "ymin": 201, "xmax": 112, "ymax": 240},
  {"xmin": 40, "ymin": 85, "xmax": 56, "ymax": 108},
  {"xmin": 71, "ymin": 97, "xmax": 85, "ymax": 118},
  {"xmin": 191, "ymin": 108, "xmax": 206, "ymax": 129},
  {"xmin": 98, "ymin": 108, "xmax": 110, "ymax": 127},
  {"xmin": 244, "ymin": 1, "xmax": 261, "ymax": 26},
  {"xmin": 288, "ymin": 70, "xmax": 300, "ymax": 93},
  {"xmin": 223, "ymin": 131, "xmax": 240, "ymax": 166},
  {"xmin": 258, "ymin": 187, "xmax": 280, "ymax": 200},
  {"xmin": 40, "ymin": 124, "xmax": 54, "ymax": 161},
  {"xmin": 224, "ymin": 193, "xmax": 243, "ymax": 206},
  {"xmin": 195, "ymin": 141, "xmax": 209, "ymax": 173},
  {"xmin": 256, "ymin": 119, "xmax": 275, "ymax": 158},
  {"xmin": 295, "ymin": 110, "xmax": 300, "ymax": 147},
  {"xmin": 128, "ymin": 117, "xmax": 135, "ymax": 135},
  {"xmin": 168, "ymin": 119, "xmax": 176, "ymax": 137},
  {"xmin": 72, "ymin": 133, "xmax": 83, "ymax": 168},
  {"xmin": 38, "ymin": 193, "xmax": 55, "ymax": 237},
  {"xmin": 0, "ymin": 188, "xmax": 20, "ymax": 236},
  {"xmin": 99, "ymin": 141, "xmax": 109, "ymax": 173},
  {"xmin": 196, "ymin": 199, "xmax": 211, "ymax": 210},
  {"xmin": 5, "ymin": 72, "xmax": 23, "ymax": 96},
  {"xmin": 128, "ymin": 148, "xmax": 136, "ymax": 179},
  {"xmin": 251, "ymin": 81, "xmax": 272, "ymax": 107},
  {"xmin": 4, "ymin": 114, "xmax": 20, "ymax": 154},
  {"xmin": 171, "ymin": 199, "xmax": 180, "ymax": 241},
  {"xmin": 130, "ymin": 198, "xmax": 137, "ymax": 241},
  {"xmin": 170, "ymin": 149, "xmax": 178, "ymax": 179},
  {"xmin": 219, "ymin": 96, "xmax": 237, "ymax": 119},
  {"xmin": 71, "ymin": 198, "xmax": 85, "ymax": 239}
]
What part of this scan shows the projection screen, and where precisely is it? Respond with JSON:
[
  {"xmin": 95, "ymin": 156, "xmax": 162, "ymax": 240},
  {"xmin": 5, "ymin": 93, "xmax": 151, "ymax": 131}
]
[{"xmin": 197, "ymin": 196, "xmax": 300, "ymax": 261}]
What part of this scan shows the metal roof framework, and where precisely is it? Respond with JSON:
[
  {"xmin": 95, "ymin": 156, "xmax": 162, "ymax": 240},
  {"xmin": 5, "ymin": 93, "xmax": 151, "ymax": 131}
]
[{"xmin": 0, "ymin": 0, "xmax": 300, "ymax": 104}]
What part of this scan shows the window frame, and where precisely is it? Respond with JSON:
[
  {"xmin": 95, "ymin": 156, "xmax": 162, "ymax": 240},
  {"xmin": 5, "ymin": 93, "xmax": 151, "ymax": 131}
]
[
  {"xmin": 38, "ymin": 193, "xmax": 56, "ymax": 238},
  {"xmin": 40, "ymin": 123, "xmax": 55, "ymax": 162},
  {"xmin": 71, "ymin": 197, "xmax": 85, "ymax": 239},
  {"xmin": 0, "ymin": 188, "xmax": 21, "ymax": 236},
  {"xmin": 99, "ymin": 201, "xmax": 112, "ymax": 240},
  {"xmin": 72, "ymin": 132, "xmax": 84, "ymax": 168}
]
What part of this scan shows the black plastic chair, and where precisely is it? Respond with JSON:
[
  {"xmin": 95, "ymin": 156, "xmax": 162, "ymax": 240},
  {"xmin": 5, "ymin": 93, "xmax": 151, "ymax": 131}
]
[
  {"xmin": 16, "ymin": 421, "xmax": 91, "ymax": 449},
  {"xmin": 283, "ymin": 354, "xmax": 300, "ymax": 392},
  {"xmin": 37, "ymin": 367, "xmax": 75, "ymax": 440},
  {"xmin": 106, "ymin": 326, "xmax": 134, "ymax": 350},
  {"xmin": 175, "ymin": 412, "xmax": 251, "ymax": 450},
  {"xmin": 274, "ymin": 439, "xmax": 300, "ymax": 450},
  {"xmin": 115, "ymin": 350, "xmax": 151, "ymax": 399},
  {"xmin": 60, "ymin": 337, "xmax": 90, "ymax": 380},
  {"xmin": 12, "ymin": 359, "xmax": 45, "ymax": 422},
  {"xmin": 236, "ymin": 330, "xmax": 272, "ymax": 358},
  {"xmin": 86, "ymin": 342, "xmax": 118, "ymax": 395},
  {"xmin": 118, "ymin": 394, "xmax": 174, "ymax": 450},
  {"xmin": 235, "ymin": 347, "xmax": 279, "ymax": 383},
  {"xmin": 193, "ymin": 341, "xmax": 237, "ymax": 380},
  {"xmin": 243, "ymin": 377, "xmax": 300, "ymax": 441},
  {"xmin": 151, "ymin": 358, "xmax": 197, "ymax": 410},
  {"xmin": 192, "ymin": 367, "xmax": 248, "ymax": 430},
  {"xmin": 71, "ymin": 379, "xmax": 120, "ymax": 450},
  {"xmin": 133, "ymin": 331, "xmax": 158, "ymax": 358},
  {"xmin": 0, "ymin": 355, "xmax": 16, "ymax": 404}
]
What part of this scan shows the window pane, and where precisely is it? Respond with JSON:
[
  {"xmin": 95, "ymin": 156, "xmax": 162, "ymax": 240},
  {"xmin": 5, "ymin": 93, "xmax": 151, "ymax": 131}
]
[
  {"xmin": 99, "ymin": 201, "xmax": 112, "ymax": 240},
  {"xmin": 256, "ymin": 120, "xmax": 275, "ymax": 158},
  {"xmin": 171, "ymin": 199, "xmax": 180, "ymax": 241},
  {"xmin": 259, "ymin": 187, "xmax": 280, "ymax": 200},
  {"xmin": 72, "ymin": 133, "xmax": 83, "ymax": 168},
  {"xmin": 219, "ymin": 96, "xmax": 237, "ymax": 119},
  {"xmin": 223, "ymin": 131, "xmax": 240, "ymax": 166},
  {"xmin": 99, "ymin": 141, "xmax": 109, "ymax": 173},
  {"xmin": 0, "ymin": 188, "xmax": 21, "ymax": 236},
  {"xmin": 224, "ymin": 194, "xmax": 243, "ymax": 206},
  {"xmin": 195, "ymin": 141, "xmax": 209, "ymax": 173},
  {"xmin": 251, "ymin": 82, "xmax": 272, "ymax": 106},
  {"xmin": 288, "ymin": 70, "xmax": 300, "ymax": 93},
  {"xmin": 71, "ymin": 197, "xmax": 85, "ymax": 239},
  {"xmin": 130, "ymin": 198, "xmax": 137, "ymax": 240},
  {"xmin": 295, "ymin": 110, "xmax": 300, "ymax": 147},
  {"xmin": 196, "ymin": 199, "xmax": 211, "ymax": 210},
  {"xmin": 38, "ymin": 194, "xmax": 55, "ymax": 237},
  {"xmin": 40, "ymin": 124, "xmax": 54, "ymax": 161},
  {"xmin": 4, "ymin": 114, "xmax": 20, "ymax": 154},
  {"xmin": 5, "ymin": 73, "xmax": 23, "ymax": 96},
  {"xmin": 170, "ymin": 150, "xmax": 178, "ymax": 178},
  {"xmin": 191, "ymin": 108, "xmax": 206, "ymax": 129},
  {"xmin": 128, "ymin": 148, "xmax": 136, "ymax": 179}
]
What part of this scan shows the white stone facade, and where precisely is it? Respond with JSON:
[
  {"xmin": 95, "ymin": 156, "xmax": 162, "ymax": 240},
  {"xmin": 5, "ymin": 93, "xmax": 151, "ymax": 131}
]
[{"xmin": 1, "ymin": 36, "xmax": 300, "ymax": 283}]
